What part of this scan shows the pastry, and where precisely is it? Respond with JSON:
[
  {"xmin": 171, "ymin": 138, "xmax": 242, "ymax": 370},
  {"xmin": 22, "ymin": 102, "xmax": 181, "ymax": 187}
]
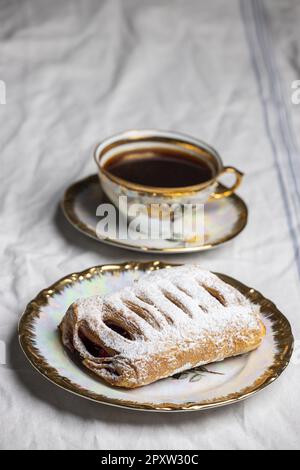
[{"xmin": 59, "ymin": 265, "xmax": 266, "ymax": 388}]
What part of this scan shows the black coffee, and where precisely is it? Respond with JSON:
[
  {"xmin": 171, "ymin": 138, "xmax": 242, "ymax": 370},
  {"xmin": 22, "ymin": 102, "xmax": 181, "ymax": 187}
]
[{"xmin": 104, "ymin": 148, "xmax": 214, "ymax": 188}]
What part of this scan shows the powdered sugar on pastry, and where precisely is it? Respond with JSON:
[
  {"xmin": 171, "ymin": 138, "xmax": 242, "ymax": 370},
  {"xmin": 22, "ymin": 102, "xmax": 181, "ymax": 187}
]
[{"xmin": 59, "ymin": 265, "xmax": 266, "ymax": 388}]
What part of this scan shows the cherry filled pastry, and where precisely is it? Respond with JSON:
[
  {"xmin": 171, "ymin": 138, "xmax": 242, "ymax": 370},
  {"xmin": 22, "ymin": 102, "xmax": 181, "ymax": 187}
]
[{"xmin": 59, "ymin": 265, "xmax": 266, "ymax": 389}]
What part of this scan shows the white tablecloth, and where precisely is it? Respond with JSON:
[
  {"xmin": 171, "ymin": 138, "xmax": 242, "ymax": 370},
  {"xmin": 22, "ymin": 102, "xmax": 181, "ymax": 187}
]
[{"xmin": 1, "ymin": 0, "xmax": 300, "ymax": 450}]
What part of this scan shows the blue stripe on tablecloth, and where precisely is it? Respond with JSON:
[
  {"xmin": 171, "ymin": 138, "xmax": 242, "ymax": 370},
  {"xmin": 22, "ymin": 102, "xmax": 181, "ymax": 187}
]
[
  {"xmin": 239, "ymin": 0, "xmax": 300, "ymax": 279},
  {"xmin": 252, "ymin": 0, "xmax": 300, "ymax": 208}
]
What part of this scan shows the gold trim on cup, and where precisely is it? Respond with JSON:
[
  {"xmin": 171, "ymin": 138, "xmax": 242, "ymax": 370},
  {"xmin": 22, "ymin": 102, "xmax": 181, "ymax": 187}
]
[{"xmin": 209, "ymin": 167, "xmax": 244, "ymax": 200}]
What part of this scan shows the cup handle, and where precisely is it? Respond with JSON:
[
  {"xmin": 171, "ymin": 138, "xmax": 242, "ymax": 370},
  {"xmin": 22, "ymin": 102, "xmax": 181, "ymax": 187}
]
[{"xmin": 209, "ymin": 167, "xmax": 244, "ymax": 200}]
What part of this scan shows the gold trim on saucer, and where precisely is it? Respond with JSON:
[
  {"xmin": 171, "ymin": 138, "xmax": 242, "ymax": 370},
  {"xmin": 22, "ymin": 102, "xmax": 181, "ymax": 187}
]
[
  {"xmin": 61, "ymin": 175, "xmax": 249, "ymax": 254},
  {"xmin": 19, "ymin": 261, "xmax": 294, "ymax": 412}
]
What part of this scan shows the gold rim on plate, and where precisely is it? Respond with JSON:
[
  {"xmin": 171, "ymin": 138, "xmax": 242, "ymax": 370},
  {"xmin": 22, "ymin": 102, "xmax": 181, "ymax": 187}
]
[
  {"xmin": 18, "ymin": 261, "xmax": 294, "ymax": 412},
  {"xmin": 61, "ymin": 175, "xmax": 248, "ymax": 254}
]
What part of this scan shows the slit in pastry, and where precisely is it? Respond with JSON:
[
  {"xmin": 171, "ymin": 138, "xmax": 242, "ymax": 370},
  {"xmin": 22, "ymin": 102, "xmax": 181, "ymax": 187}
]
[
  {"xmin": 161, "ymin": 289, "xmax": 193, "ymax": 318},
  {"xmin": 201, "ymin": 284, "xmax": 227, "ymax": 306}
]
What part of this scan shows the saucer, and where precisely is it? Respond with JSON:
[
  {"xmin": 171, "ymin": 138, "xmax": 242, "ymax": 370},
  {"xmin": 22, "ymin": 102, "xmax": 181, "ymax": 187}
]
[
  {"xmin": 61, "ymin": 175, "xmax": 248, "ymax": 254},
  {"xmin": 19, "ymin": 261, "xmax": 293, "ymax": 412}
]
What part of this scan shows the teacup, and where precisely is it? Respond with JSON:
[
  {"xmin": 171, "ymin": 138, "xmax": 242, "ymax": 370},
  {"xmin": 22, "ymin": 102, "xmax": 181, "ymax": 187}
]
[{"xmin": 94, "ymin": 130, "xmax": 243, "ymax": 241}]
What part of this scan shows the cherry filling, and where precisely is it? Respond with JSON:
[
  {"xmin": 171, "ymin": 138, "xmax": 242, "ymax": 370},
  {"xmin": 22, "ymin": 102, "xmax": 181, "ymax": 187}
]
[
  {"xmin": 78, "ymin": 329, "xmax": 111, "ymax": 358},
  {"xmin": 104, "ymin": 322, "xmax": 132, "ymax": 340},
  {"xmin": 78, "ymin": 322, "xmax": 132, "ymax": 358}
]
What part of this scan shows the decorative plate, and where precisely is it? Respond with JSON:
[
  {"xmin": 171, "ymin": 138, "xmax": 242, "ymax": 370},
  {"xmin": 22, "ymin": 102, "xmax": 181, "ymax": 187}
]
[
  {"xmin": 19, "ymin": 261, "xmax": 293, "ymax": 412},
  {"xmin": 61, "ymin": 175, "xmax": 248, "ymax": 254}
]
